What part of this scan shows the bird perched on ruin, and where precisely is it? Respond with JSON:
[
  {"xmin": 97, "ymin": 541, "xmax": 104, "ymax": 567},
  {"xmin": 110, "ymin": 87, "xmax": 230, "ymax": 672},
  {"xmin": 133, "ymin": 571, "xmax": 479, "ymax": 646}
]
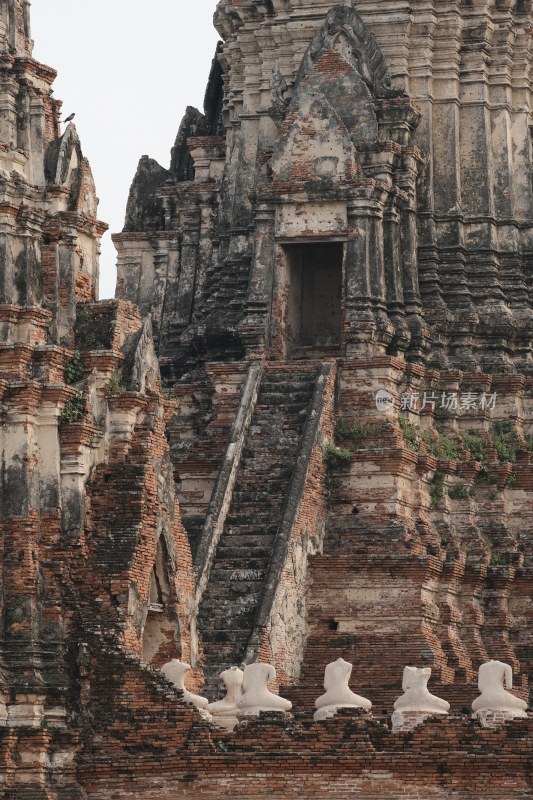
[{"xmin": 63, "ymin": 112, "xmax": 75, "ymax": 124}]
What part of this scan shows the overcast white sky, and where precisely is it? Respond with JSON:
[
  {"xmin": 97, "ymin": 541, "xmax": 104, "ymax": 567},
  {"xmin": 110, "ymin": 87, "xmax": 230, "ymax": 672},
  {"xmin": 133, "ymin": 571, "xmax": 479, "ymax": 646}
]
[{"xmin": 31, "ymin": 1, "xmax": 220, "ymax": 298}]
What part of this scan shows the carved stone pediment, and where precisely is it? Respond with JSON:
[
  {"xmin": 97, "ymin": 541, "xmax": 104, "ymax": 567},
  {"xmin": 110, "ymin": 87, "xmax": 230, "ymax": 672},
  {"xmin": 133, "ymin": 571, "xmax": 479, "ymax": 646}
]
[
  {"xmin": 272, "ymin": 5, "xmax": 402, "ymax": 184},
  {"xmin": 298, "ymin": 4, "xmax": 403, "ymax": 101}
]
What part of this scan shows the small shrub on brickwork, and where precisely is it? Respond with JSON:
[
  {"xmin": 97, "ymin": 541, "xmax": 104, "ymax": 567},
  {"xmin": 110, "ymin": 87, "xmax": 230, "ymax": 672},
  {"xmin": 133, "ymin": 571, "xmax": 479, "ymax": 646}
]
[
  {"xmin": 59, "ymin": 391, "xmax": 86, "ymax": 424},
  {"xmin": 490, "ymin": 551, "xmax": 510, "ymax": 567},
  {"xmin": 64, "ymin": 350, "xmax": 84, "ymax": 385},
  {"xmin": 323, "ymin": 442, "xmax": 352, "ymax": 468},
  {"xmin": 504, "ymin": 471, "xmax": 517, "ymax": 489},
  {"xmin": 448, "ymin": 484, "xmax": 475, "ymax": 500},
  {"xmin": 398, "ymin": 417, "xmax": 419, "ymax": 451},
  {"xmin": 429, "ymin": 472, "xmax": 445, "ymax": 509},
  {"xmin": 76, "ymin": 305, "xmax": 113, "ymax": 350},
  {"xmin": 335, "ymin": 418, "xmax": 372, "ymax": 444},
  {"xmin": 399, "ymin": 418, "xmax": 461, "ymax": 460},
  {"xmin": 426, "ymin": 428, "xmax": 462, "ymax": 461},
  {"xmin": 475, "ymin": 466, "xmax": 498, "ymax": 486},
  {"xmin": 107, "ymin": 370, "xmax": 126, "ymax": 394},
  {"xmin": 463, "ymin": 432, "xmax": 487, "ymax": 463},
  {"xmin": 491, "ymin": 421, "xmax": 522, "ymax": 464},
  {"xmin": 77, "ymin": 306, "xmax": 91, "ymax": 322}
]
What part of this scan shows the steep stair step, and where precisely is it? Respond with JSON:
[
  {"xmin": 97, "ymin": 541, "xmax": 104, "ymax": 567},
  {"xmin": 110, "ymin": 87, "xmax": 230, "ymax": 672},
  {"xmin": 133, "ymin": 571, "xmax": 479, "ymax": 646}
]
[{"xmin": 197, "ymin": 365, "xmax": 319, "ymax": 689}]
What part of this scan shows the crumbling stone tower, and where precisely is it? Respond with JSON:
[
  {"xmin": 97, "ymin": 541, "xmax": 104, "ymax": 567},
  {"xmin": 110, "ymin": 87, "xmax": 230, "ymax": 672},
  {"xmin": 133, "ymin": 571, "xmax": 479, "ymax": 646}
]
[
  {"xmin": 117, "ymin": 0, "xmax": 533, "ymax": 706},
  {"xmin": 0, "ymin": 0, "xmax": 107, "ymax": 716},
  {"xmin": 117, "ymin": 0, "xmax": 533, "ymax": 376},
  {"xmin": 0, "ymin": 2, "xmax": 197, "ymax": 792}
]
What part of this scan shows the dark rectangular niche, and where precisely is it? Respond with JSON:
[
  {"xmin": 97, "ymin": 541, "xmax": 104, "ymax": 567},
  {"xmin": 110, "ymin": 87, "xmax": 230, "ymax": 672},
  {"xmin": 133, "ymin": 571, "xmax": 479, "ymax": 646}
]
[{"xmin": 285, "ymin": 242, "xmax": 343, "ymax": 358}]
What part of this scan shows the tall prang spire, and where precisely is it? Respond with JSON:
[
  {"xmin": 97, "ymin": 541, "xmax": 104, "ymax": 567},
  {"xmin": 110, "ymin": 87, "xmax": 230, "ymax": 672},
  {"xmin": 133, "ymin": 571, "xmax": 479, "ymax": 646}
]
[
  {"xmin": 0, "ymin": 0, "xmax": 107, "ymax": 340},
  {"xmin": 0, "ymin": 0, "xmax": 32, "ymax": 57}
]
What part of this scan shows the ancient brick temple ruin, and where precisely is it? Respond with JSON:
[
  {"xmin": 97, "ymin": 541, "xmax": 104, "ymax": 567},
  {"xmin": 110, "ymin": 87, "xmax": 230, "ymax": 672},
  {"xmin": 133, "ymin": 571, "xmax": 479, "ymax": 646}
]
[{"xmin": 0, "ymin": 0, "xmax": 532, "ymax": 797}]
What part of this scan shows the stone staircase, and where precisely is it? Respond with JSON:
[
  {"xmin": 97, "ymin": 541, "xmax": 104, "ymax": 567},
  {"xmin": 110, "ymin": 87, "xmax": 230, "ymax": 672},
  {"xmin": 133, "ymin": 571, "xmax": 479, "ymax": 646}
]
[
  {"xmin": 198, "ymin": 363, "xmax": 318, "ymax": 693},
  {"xmin": 202, "ymin": 256, "xmax": 251, "ymax": 316},
  {"xmin": 167, "ymin": 364, "xmax": 249, "ymax": 559}
]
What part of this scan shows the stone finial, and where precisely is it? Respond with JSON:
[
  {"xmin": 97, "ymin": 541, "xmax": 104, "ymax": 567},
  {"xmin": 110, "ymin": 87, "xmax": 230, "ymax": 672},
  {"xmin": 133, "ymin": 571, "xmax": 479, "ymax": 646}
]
[
  {"xmin": 313, "ymin": 658, "xmax": 372, "ymax": 721},
  {"xmin": 161, "ymin": 659, "xmax": 211, "ymax": 718},
  {"xmin": 391, "ymin": 666, "xmax": 450, "ymax": 731},
  {"xmin": 238, "ymin": 663, "xmax": 292, "ymax": 716},
  {"xmin": 207, "ymin": 666, "xmax": 244, "ymax": 730},
  {"xmin": 472, "ymin": 660, "xmax": 528, "ymax": 726}
]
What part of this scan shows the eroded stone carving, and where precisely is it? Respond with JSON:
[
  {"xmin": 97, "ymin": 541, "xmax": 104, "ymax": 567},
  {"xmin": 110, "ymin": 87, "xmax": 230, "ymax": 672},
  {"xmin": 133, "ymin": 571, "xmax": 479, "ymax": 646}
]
[
  {"xmin": 238, "ymin": 663, "xmax": 292, "ymax": 715},
  {"xmin": 313, "ymin": 658, "xmax": 371, "ymax": 721},
  {"xmin": 391, "ymin": 667, "xmax": 449, "ymax": 730},
  {"xmin": 207, "ymin": 666, "xmax": 244, "ymax": 730},
  {"xmin": 472, "ymin": 660, "xmax": 528, "ymax": 725},
  {"xmin": 161, "ymin": 659, "xmax": 210, "ymax": 716},
  {"xmin": 298, "ymin": 5, "xmax": 402, "ymax": 99},
  {"xmin": 269, "ymin": 67, "xmax": 290, "ymax": 122}
]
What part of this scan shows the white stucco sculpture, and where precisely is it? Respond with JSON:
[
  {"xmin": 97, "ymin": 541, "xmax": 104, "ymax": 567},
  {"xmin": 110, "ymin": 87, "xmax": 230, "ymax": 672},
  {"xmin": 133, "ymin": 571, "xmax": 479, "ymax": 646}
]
[
  {"xmin": 238, "ymin": 663, "xmax": 292, "ymax": 716},
  {"xmin": 161, "ymin": 659, "xmax": 210, "ymax": 716},
  {"xmin": 392, "ymin": 666, "xmax": 449, "ymax": 729},
  {"xmin": 207, "ymin": 666, "xmax": 244, "ymax": 730},
  {"xmin": 472, "ymin": 660, "xmax": 528, "ymax": 721},
  {"xmin": 313, "ymin": 658, "xmax": 372, "ymax": 722}
]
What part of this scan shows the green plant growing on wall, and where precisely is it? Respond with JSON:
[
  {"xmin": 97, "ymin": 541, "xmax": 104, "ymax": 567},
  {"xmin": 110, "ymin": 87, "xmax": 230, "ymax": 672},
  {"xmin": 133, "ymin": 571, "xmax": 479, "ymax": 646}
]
[
  {"xmin": 429, "ymin": 472, "xmax": 445, "ymax": 509},
  {"xmin": 475, "ymin": 465, "xmax": 498, "ymax": 486},
  {"xmin": 490, "ymin": 551, "xmax": 510, "ymax": 567},
  {"xmin": 76, "ymin": 305, "xmax": 113, "ymax": 350},
  {"xmin": 323, "ymin": 442, "xmax": 353, "ymax": 468},
  {"xmin": 491, "ymin": 421, "xmax": 522, "ymax": 464},
  {"xmin": 423, "ymin": 429, "xmax": 461, "ymax": 461},
  {"xmin": 463, "ymin": 432, "xmax": 487, "ymax": 463},
  {"xmin": 504, "ymin": 471, "xmax": 517, "ymax": 489},
  {"xmin": 399, "ymin": 417, "xmax": 461, "ymax": 460},
  {"xmin": 398, "ymin": 417, "xmax": 419, "ymax": 452},
  {"xmin": 335, "ymin": 418, "xmax": 372, "ymax": 444},
  {"xmin": 77, "ymin": 306, "xmax": 92, "ymax": 323},
  {"xmin": 448, "ymin": 484, "xmax": 475, "ymax": 500},
  {"xmin": 59, "ymin": 391, "xmax": 86, "ymax": 424},
  {"xmin": 107, "ymin": 370, "xmax": 126, "ymax": 394},
  {"xmin": 448, "ymin": 485, "xmax": 467, "ymax": 500},
  {"xmin": 64, "ymin": 351, "xmax": 84, "ymax": 385}
]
